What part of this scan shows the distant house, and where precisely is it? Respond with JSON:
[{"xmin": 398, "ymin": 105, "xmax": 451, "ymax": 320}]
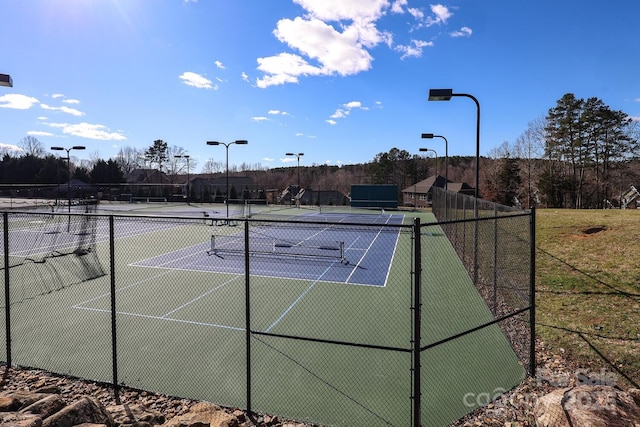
[
  {"xmin": 188, "ymin": 176, "xmax": 257, "ymax": 203},
  {"xmin": 401, "ymin": 175, "xmax": 474, "ymax": 208},
  {"xmin": 126, "ymin": 168, "xmax": 171, "ymax": 184}
]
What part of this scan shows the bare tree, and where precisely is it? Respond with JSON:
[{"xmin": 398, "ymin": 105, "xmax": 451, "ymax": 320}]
[
  {"xmin": 513, "ymin": 117, "xmax": 546, "ymax": 208},
  {"xmin": 114, "ymin": 145, "xmax": 144, "ymax": 174},
  {"xmin": 18, "ymin": 136, "xmax": 46, "ymax": 157},
  {"xmin": 202, "ymin": 158, "xmax": 224, "ymax": 174}
]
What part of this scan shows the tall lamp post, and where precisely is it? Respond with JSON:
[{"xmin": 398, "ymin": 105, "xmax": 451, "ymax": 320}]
[
  {"xmin": 206, "ymin": 140, "xmax": 248, "ymax": 220},
  {"xmin": 427, "ymin": 89, "xmax": 480, "ymax": 209},
  {"xmin": 419, "ymin": 148, "xmax": 438, "ymax": 176},
  {"xmin": 285, "ymin": 152, "xmax": 304, "ymax": 205},
  {"xmin": 174, "ymin": 154, "xmax": 190, "ymax": 205},
  {"xmin": 51, "ymin": 146, "xmax": 86, "ymax": 213},
  {"xmin": 428, "ymin": 88, "xmax": 480, "ymax": 288},
  {"xmin": 421, "ymin": 133, "xmax": 448, "ymax": 191},
  {"xmin": 419, "ymin": 148, "xmax": 438, "ymax": 208}
]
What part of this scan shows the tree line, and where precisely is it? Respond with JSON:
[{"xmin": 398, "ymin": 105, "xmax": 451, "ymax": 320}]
[{"xmin": 2, "ymin": 93, "xmax": 638, "ymax": 208}]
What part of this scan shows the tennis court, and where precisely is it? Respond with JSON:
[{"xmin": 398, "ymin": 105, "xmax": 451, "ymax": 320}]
[{"xmin": 1, "ymin": 203, "xmax": 527, "ymax": 426}]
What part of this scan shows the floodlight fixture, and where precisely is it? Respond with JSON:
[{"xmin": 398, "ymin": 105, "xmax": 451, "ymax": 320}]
[{"xmin": 0, "ymin": 74, "xmax": 12, "ymax": 88}]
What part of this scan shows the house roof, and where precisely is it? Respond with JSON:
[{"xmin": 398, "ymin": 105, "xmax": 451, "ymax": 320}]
[{"xmin": 401, "ymin": 175, "xmax": 473, "ymax": 194}]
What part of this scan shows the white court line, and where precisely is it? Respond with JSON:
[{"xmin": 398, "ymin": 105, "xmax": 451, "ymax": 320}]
[
  {"xmin": 73, "ymin": 306, "xmax": 244, "ymax": 331},
  {"xmin": 263, "ymin": 260, "xmax": 339, "ymax": 333},
  {"xmin": 160, "ymin": 276, "xmax": 240, "ymax": 318},
  {"xmin": 75, "ymin": 266, "xmax": 179, "ymax": 307},
  {"xmin": 344, "ymin": 214, "xmax": 398, "ymax": 285}
]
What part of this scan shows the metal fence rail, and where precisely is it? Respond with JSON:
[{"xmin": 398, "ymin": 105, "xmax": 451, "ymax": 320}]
[{"xmin": 1, "ymin": 204, "xmax": 534, "ymax": 427}]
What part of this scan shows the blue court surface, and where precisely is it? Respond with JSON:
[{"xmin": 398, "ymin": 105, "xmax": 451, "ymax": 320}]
[{"xmin": 131, "ymin": 212, "xmax": 406, "ymax": 286}]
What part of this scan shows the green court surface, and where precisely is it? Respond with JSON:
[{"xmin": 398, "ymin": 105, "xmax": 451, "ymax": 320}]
[{"xmin": 1, "ymin": 205, "xmax": 525, "ymax": 426}]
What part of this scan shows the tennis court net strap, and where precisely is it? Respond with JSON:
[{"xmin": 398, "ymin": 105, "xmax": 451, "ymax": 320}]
[{"xmin": 207, "ymin": 234, "xmax": 345, "ymax": 262}]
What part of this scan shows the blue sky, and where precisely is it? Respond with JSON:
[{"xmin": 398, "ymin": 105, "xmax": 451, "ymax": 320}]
[{"xmin": 1, "ymin": 0, "xmax": 639, "ymax": 172}]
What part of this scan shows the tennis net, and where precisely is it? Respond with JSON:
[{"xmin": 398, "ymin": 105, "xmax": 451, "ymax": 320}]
[{"xmin": 207, "ymin": 234, "xmax": 345, "ymax": 262}]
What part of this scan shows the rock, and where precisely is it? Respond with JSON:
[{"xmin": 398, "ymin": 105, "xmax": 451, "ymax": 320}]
[
  {"xmin": 19, "ymin": 394, "xmax": 65, "ymax": 418},
  {"xmin": 162, "ymin": 402, "xmax": 239, "ymax": 427},
  {"xmin": 0, "ymin": 411, "xmax": 42, "ymax": 427},
  {"xmin": 41, "ymin": 396, "xmax": 113, "ymax": 427},
  {"xmin": 0, "ymin": 395, "xmax": 23, "ymax": 412},
  {"xmin": 107, "ymin": 403, "xmax": 165, "ymax": 425},
  {"xmin": 535, "ymin": 385, "xmax": 640, "ymax": 427}
]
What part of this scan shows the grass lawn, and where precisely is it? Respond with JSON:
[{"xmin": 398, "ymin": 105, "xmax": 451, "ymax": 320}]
[{"xmin": 535, "ymin": 208, "xmax": 640, "ymax": 387}]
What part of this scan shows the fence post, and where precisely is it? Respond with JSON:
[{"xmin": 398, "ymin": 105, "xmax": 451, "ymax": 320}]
[
  {"xmin": 492, "ymin": 205, "xmax": 498, "ymax": 315},
  {"xmin": 109, "ymin": 215, "xmax": 120, "ymax": 403},
  {"xmin": 529, "ymin": 208, "xmax": 536, "ymax": 377},
  {"xmin": 3, "ymin": 212, "xmax": 11, "ymax": 368},
  {"xmin": 412, "ymin": 217, "xmax": 422, "ymax": 426},
  {"xmin": 244, "ymin": 220, "xmax": 252, "ymax": 414}
]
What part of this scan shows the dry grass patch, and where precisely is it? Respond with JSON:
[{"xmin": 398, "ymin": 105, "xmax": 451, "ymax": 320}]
[{"xmin": 536, "ymin": 208, "xmax": 640, "ymax": 387}]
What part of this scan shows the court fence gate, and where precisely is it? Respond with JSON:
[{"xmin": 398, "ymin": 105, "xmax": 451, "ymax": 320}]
[{"xmin": 1, "ymin": 203, "xmax": 534, "ymax": 427}]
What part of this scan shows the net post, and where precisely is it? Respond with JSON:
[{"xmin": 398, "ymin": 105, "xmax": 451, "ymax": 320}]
[
  {"xmin": 412, "ymin": 217, "xmax": 422, "ymax": 426},
  {"xmin": 3, "ymin": 212, "xmax": 11, "ymax": 369}
]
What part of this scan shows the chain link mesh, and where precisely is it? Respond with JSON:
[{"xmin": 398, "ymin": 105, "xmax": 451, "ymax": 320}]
[{"xmin": 0, "ymin": 200, "xmax": 534, "ymax": 427}]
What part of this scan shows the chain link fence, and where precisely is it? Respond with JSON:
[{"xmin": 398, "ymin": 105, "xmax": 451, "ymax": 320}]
[
  {"xmin": 430, "ymin": 187, "xmax": 535, "ymax": 375},
  {"xmin": 0, "ymin": 200, "xmax": 534, "ymax": 427}
]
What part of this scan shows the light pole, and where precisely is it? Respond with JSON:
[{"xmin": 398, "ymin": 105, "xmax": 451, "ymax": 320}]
[
  {"xmin": 0, "ymin": 74, "xmax": 12, "ymax": 87},
  {"xmin": 206, "ymin": 140, "xmax": 248, "ymax": 220},
  {"xmin": 428, "ymin": 88, "xmax": 480, "ymax": 287},
  {"xmin": 421, "ymin": 133, "xmax": 448, "ymax": 191},
  {"xmin": 174, "ymin": 154, "xmax": 190, "ymax": 205},
  {"xmin": 419, "ymin": 148, "xmax": 438, "ymax": 176},
  {"xmin": 51, "ymin": 146, "xmax": 86, "ymax": 213},
  {"xmin": 419, "ymin": 148, "xmax": 438, "ymax": 209},
  {"xmin": 285, "ymin": 152, "xmax": 304, "ymax": 205},
  {"xmin": 428, "ymin": 89, "xmax": 480, "ymax": 209}
]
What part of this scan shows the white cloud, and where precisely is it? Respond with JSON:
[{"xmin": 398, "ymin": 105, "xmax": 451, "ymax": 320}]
[
  {"xmin": 256, "ymin": 52, "xmax": 322, "ymax": 88},
  {"xmin": 256, "ymin": 0, "xmax": 463, "ymax": 87},
  {"xmin": 407, "ymin": 7, "xmax": 424, "ymax": 20},
  {"xmin": 293, "ymin": 0, "xmax": 388, "ymax": 21},
  {"xmin": 281, "ymin": 157, "xmax": 296, "ymax": 163},
  {"xmin": 396, "ymin": 39, "xmax": 433, "ymax": 59},
  {"xmin": 179, "ymin": 72, "xmax": 216, "ymax": 89},
  {"xmin": 40, "ymin": 103, "xmax": 85, "ymax": 117},
  {"xmin": 263, "ymin": 157, "xmax": 274, "ymax": 162},
  {"xmin": 329, "ymin": 100, "xmax": 369, "ymax": 122},
  {"xmin": 0, "ymin": 94, "xmax": 39, "ymax": 109},
  {"xmin": 0, "ymin": 143, "xmax": 22, "ymax": 152},
  {"xmin": 241, "ymin": 72, "xmax": 249, "ymax": 82},
  {"xmin": 214, "ymin": 60, "xmax": 225, "ymax": 69},
  {"xmin": 27, "ymin": 131, "xmax": 54, "ymax": 136},
  {"xmin": 46, "ymin": 122, "xmax": 126, "ymax": 141},
  {"xmin": 426, "ymin": 4, "xmax": 452, "ymax": 26},
  {"xmin": 451, "ymin": 26, "xmax": 472, "ymax": 37},
  {"xmin": 391, "ymin": 0, "xmax": 408, "ymax": 14},
  {"xmin": 251, "ymin": 116, "xmax": 269, "ymax": 122},
  {"xmin": 269, "ymin": 110, "xmax": 291, "ymax": 116},
  {"xmin": 330, "ymin": 109, "xmax": 348, "ymax": 119},
  {"xmin": 51, "ymin": 93, "xmax": 64, "ymax": 99},
  {"xmin": 256, "ymin": 0, "xmax": 392, "ymax": 88},
  {"xmin": 630, "ymin": 116, "xmax": 640, "ymax": 122},
  {"xmin": 62, "ymin": 98, "xmax": 80, "ymax": 104}
]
